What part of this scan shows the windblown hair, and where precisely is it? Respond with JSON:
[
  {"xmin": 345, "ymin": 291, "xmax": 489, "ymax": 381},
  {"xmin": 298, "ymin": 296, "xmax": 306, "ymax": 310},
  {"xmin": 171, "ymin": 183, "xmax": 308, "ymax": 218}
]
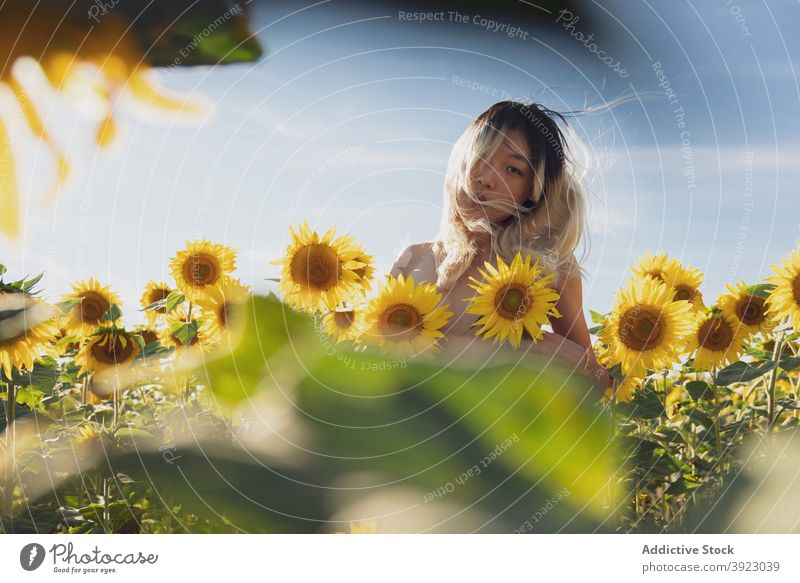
[{"xmin": 432, "ymin": 100, "xmax": 588, "ymax": 289}]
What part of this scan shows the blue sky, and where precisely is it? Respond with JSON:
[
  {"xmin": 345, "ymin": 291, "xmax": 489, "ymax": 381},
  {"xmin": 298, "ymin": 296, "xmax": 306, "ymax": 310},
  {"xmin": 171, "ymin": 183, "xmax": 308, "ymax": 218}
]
[{"xmin": 4, "ymin": 0, "xmax": 800, "ymax": 323}]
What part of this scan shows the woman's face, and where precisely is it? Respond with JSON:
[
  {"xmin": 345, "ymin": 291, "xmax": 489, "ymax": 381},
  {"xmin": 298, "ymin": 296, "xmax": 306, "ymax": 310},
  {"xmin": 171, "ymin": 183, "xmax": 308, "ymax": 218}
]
[{"xmin": 461, "ymin": 128, "xmax": 533, "ymax": 224}]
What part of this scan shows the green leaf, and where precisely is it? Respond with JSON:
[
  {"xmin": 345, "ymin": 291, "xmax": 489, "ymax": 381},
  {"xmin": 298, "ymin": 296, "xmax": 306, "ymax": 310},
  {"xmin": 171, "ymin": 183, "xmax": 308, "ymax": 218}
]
[
  {"xmin": 15, "ymin": 387, "xmax": 45, "ymax": 410},
  {"xmin": 165, "ymin": 291, "xmax": 185, "ymax": 314},
  {"xmin": 716, "ymin": 360, "xmax": 776, "ymax": 386},
  {"xmin": 132, "ymin": 1, "xmax": 265, "ymax": 67},
  {"xmin": 197, "ymin": 294, "xmax": 324, "ymax": 407},
  {"xmin": 0, "ymin": 264, "xmax": 6, "ymax": 277},
  {"xmin": 686, "ymin": 380, "xmax": 711, "ymax": 402},
  {"xmin": 55, "ymin": 334, "xmax": 79, "ymax": 347},
  {"xmin": 21, "ymin": 272, "xmax": 44, "ymax": 292},
  {"xmin": 615, "ymin": 387, "xmax": 665, "ymax": 419},
  {"xmin": 589, "ymin": 310, "xmax": 606, "ymax": 324},
  {"xmin": 114, "ymin": 427, "xmax": 154, "ymax": 440},
  {"xmin": 132, "ymin": 334, "xmax": 146, "ymax": 351},
  {"xmin": 57, "ymin": 297, "xmax": 82, "ymax": 314},
  {"xmin": 779, "ymin": 355, "xmax": 800, "ymax": 372},
  {"xmin": 188, "ymin": 293, "xmax": 621, "ymax": 530},
  {"xmin": 682, "ymin": 404, "xmax": 714, "ymax": 428},
  {"xmin": 170, "ymin": 320, "xmax": 198, "ymax": 347},
  {"xmin": 103, "ymin": 303, "xmax": 123, "ymax": 322},
  {"xmin": 745, "ymin": 283, "xmax": 775, "ymax": 298}
]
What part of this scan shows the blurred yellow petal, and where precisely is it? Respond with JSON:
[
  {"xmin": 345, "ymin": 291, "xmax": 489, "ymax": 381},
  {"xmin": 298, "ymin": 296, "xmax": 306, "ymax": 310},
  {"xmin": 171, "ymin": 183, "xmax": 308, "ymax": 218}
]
[
  {"xmin": 0, "ymin": 116, "xmax": 20, "ymax": 239},
  {"xmin": 96, "ymin": 114, "xmax": 117, "ymax": 148},
  {"xmin": 127, "ymin": 68, "xmax": 210, "ymax": 122}
]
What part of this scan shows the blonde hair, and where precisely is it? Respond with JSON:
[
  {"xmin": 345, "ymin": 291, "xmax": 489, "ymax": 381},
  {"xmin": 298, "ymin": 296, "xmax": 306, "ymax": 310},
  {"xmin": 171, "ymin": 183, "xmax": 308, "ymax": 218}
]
[{"xmin": 432, "ymin": 101, "xmax": 588, "ymax": 289}]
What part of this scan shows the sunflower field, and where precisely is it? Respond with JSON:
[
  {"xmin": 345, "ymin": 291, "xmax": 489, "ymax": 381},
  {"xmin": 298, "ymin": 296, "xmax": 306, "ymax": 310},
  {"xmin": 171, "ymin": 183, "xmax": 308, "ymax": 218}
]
[{"xmin": 2, "ymin": 223, "xmax": 800, "ymax": 533}]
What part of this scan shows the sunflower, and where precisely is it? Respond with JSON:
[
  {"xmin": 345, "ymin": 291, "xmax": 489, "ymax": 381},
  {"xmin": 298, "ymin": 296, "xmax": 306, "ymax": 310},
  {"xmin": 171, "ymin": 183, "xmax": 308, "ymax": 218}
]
[
  {"xmin": 75, "ymin": 328, "xmax": 141, "ymax": 377},
  {"xmin": 131, "ymin": 325, "xmax": 160, "ymax": 347},
  {"xmin": 665, "ymin": 385, "xmax": 684, "ymax": 419},
  {"xmin": 600, "ymin": 276, "xmax": 693, "ymax": 378},
  {"xmin": 630, "ymin": 251, "xmax": 672, "ymax": 283},
  {"xmin": 139, "ymin": 280, "xmax": 174, "ymax": 325},
  {"xmin": 323, "ymin": 304, "xmax": 366, "ymax": 344},
  {"xmin": 51, "ymin": 315, "xmax": 82, "ymax": 356},
  {"xmin": 767, "ymin": 245, "xmax": 800, "ymax": 329},
  {"xmin": 686, "ymin": 312, "xmax": 748, "ymax": 370},
  {"xmin": 464, "ymin": 252, "xmax": 561, "ymax": 349},
  {"xmin": 158, "ymin": 309, "xmax": 218, "ymax": 354},
  {"xmin": 605, "ymin": 374, "xmax": 643, "ymax": 403},
  {"xmin": 363, "ymin": 274, "xmax": 452, "ymax": 356},
  {"xmin": 719, "ymin": 281, "xmax": 774, "ymax": 336},
  {"xmin": 352, "ymin": 249, "xmax": 377, "ymax": 294},
  {"xmin": 0, "ymin": 294, "xmax": 59, "ymax": 379},
  {"xmin": 273, "ymin": 221, "xmax": 367, "ymax": 313},
  {"xmin": 193, "ymin": 277, "xmax": 251, "ymax": 340},
  {"xmin": 61, "ymin": 278, "xmax": 121, "ymax": 336},
  {"xmin": 661, "ymin": 260, "xmax": 705, "ymax": 311},
  {"xmin": 170, "ymin": 240, "xmax": 237, "ymax": 301},
  {"xmin": 76, "ymin": 330, "xmax": 143, "ymax": 399}
]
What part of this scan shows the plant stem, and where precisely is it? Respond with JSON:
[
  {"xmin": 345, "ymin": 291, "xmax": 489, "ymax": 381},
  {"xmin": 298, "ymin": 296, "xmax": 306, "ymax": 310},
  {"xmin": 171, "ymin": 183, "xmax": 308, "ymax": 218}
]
[
  {"xmin": 3, "ymin": 382, "xmax": 16, "ymax": 520},
  {"xmin": 711, "ymin": 365, "xmax": 723, "ymax": 465},
  {"xmin": 103, "ymin": 476, "xmax": 111, "ymax": 533},
  {"xmin": 766, "ymin": 329, "xmax": 785, "ymax": 433}
]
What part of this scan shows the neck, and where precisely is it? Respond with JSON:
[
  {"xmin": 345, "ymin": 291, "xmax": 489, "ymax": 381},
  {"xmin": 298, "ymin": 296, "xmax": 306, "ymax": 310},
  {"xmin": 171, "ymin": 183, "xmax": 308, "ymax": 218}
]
[{"xmin": 470, "ymin": 231, "xmax": 495, "ymax": 262}]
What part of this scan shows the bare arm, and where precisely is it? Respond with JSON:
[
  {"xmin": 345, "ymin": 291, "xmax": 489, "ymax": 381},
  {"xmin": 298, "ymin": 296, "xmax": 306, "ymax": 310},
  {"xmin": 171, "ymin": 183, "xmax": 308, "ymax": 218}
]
[
  {"xmin": 389, "ymin": 243, "xmax": 436, "ymax": 283},
  {"xmin": 551, "ymin": 274, "xmax": 592, "ymax": 350}
]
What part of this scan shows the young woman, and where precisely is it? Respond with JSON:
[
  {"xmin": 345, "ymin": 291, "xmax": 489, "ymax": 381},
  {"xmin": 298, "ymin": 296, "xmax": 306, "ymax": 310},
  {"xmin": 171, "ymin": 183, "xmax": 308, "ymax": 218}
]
[{"xmin": 390, "ymin": 101, "xmax": 608, "ymax": 396}]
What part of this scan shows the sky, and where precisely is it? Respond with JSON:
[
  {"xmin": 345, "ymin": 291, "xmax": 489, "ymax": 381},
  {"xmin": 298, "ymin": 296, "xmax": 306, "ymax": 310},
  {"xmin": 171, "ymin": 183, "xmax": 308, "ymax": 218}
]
[{"xmin": 3, "ymin": 0, "xmax": 800, "ymax": 324}]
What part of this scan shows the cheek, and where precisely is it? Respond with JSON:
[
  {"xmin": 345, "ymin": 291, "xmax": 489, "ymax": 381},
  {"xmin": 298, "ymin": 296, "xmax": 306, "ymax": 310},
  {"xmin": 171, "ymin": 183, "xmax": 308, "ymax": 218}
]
[{"xmin": 510, "ymin": 176, "xmax": 532, "ymax": 203}]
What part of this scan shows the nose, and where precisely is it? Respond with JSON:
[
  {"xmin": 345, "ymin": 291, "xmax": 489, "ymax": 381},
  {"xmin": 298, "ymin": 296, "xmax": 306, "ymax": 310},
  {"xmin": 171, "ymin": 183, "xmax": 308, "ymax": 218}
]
[{"xmin": 474, "ymin": 161, "xmax": 494, "ymax": 190}]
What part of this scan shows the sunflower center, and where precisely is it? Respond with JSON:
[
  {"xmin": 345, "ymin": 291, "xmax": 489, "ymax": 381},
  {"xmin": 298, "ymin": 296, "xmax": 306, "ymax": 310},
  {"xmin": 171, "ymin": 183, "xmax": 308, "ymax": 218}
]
[
  {"xmin": 148, "ymin": 288, "xmax": 171, "ymax": 313},
  {"xmin": 698, "ymin": 316, "xmax": 734, "ymax": 352},
  {"xmin": 183, "ymin": 254, "xmax": 219, "ymax": 287},
  {"xmin": 673, "ymin": 285, "xmax": 695, "ymax": 302},
  {"xmin": 380, "ymin": 303, "xmax": 422, "ymax": 341},
  {"xmin": 334, "ymin": 310, "xmax": 355, "ymax": 330},
  {"xmin": 494, "ymin": 284, "xmax": 530, "ymax": 320},
  {"xmin": 792, "ymin": 273, "xmax": 800, "ymax": 305},
  {"xmin": 218, "ymin": 302, "xmax": 231, "ymax": 328},
  {"xmin": 736, "ymin": 295, "xmax": 766, "ymax": 326},
  {"xmin": 79, "ymin": 292, "xmax": 110, "ymax": 323},
  {"xmin": 138, "ymin": 329, "xmax": 159, "ymax": 345},
  {"xmin": 290, "ymin": 244, "xmax": 341, "ymax": 291},
  {"xmin": 618, "ymin": 306, "xmax": 665, "ymax": 351},
  {"xmin": 0, "ymin": 332, "xmax": 25, "ymax": 348},
  {"xmin": 90, "ymin": 334, "xmax": 136, "ymax": 365}
]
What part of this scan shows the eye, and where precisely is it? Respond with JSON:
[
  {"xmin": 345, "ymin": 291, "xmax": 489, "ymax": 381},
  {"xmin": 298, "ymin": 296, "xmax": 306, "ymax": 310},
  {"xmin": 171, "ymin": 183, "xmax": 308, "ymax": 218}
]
[{"xmin": 506, "ymin": 165, "xmax": 523, "ymax": 176}]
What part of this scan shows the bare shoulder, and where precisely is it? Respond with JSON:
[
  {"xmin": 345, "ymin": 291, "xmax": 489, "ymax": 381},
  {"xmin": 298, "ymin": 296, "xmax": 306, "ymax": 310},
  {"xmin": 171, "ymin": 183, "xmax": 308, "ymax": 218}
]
[
  {"xmin": 552, "ymin": 253, "xmax": 582, "ymax": 292},
  {"xmin": 390, "ymin": 241, "xmax": 437, "ymax": 284}
]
